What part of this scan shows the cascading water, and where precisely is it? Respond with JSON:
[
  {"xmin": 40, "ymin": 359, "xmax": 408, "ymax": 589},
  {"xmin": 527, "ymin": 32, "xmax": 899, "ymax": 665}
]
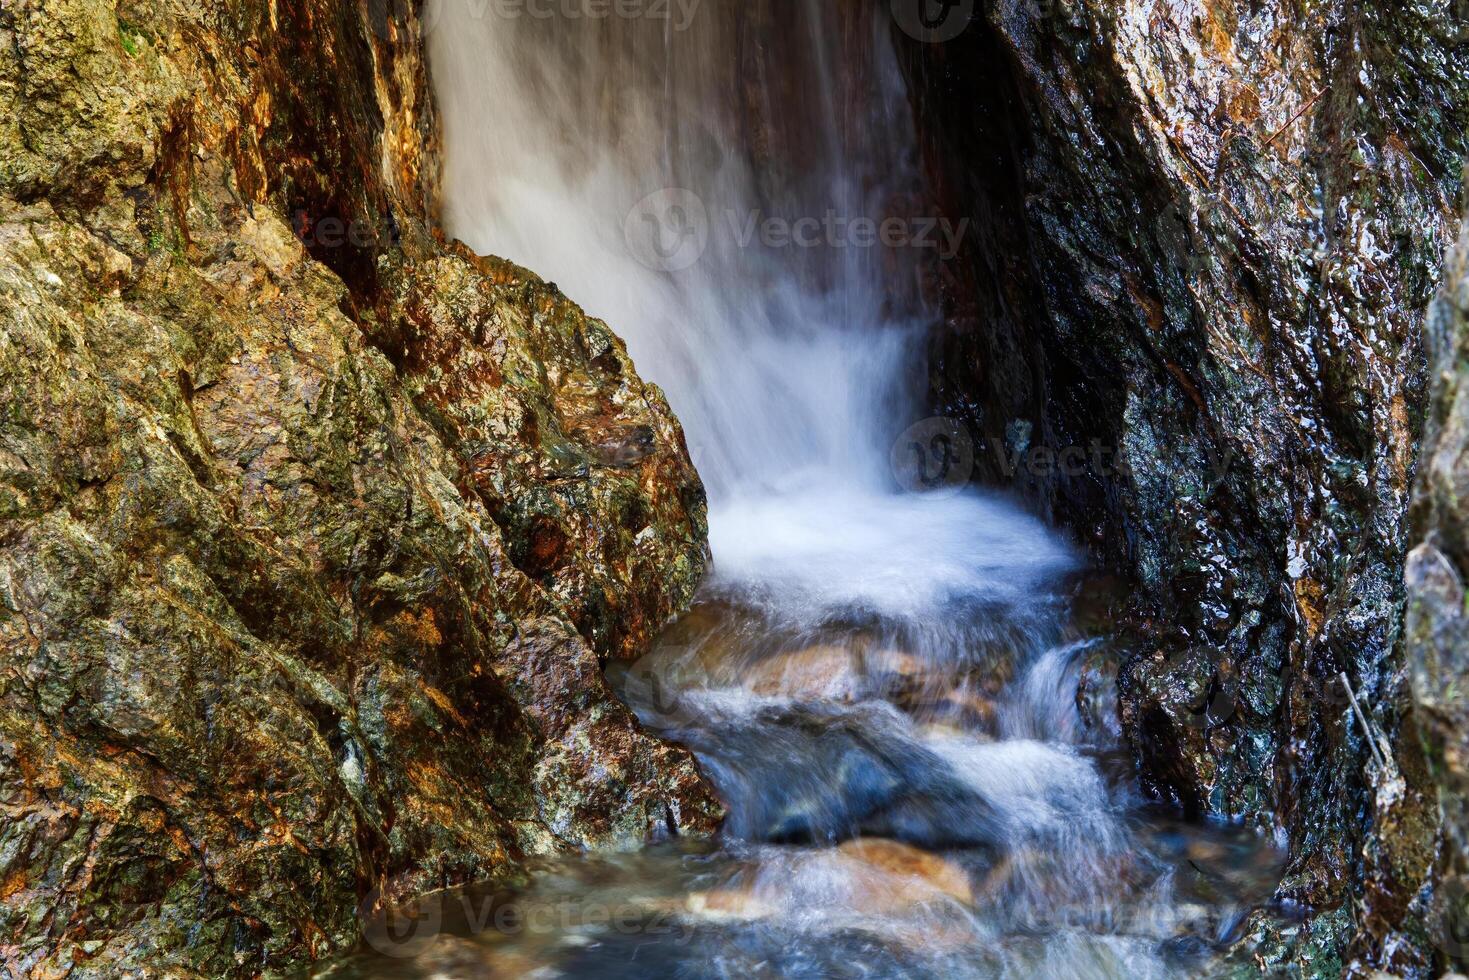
[
  {"xmin": 425, "ymin": 0, "xmax": 1068, "ymax": 616},
  {"xmin": 328, "ymin": 2, "xmax": 1285, "ymax": 976}
]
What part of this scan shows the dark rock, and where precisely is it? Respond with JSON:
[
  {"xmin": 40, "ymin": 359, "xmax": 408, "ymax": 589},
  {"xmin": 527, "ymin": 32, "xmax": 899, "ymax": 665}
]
[
  {"xmin": 664, "ymin": 702, "xmax": 1002, "ymax": 849},
  {"xmin": 1405, "ymin": 210, "xmax": 1469, "ymax": 975},
  {"xmin": 894, "ymin": 0, "xmax": 1469, "ymax": 971}
]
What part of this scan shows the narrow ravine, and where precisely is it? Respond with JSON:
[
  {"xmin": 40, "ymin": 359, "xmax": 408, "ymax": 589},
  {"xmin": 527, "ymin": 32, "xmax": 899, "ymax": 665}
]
[
  {"xmin": 7, "ymin": 0, "xmax": 1467, "ymax": 972},
  {"xmin": 329, "ymin": 2, "xmax": 1287, "ymax": 975}
]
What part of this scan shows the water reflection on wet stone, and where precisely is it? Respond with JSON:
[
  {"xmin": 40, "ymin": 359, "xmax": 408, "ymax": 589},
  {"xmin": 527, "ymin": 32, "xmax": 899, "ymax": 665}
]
[{"xmin": 325, "ymin": 570, "xmax": 1287, "ymax": 979}]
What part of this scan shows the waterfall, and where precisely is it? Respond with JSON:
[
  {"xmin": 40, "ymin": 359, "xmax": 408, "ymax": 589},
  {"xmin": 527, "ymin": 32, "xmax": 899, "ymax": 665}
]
[
  {"xmin": 429, "ymin": 0, "xmax": 905, "ymax": 491},
  {"xmin": 401, "ymin": 4, "xmax": 1287, "ymax": 978},
  {"xmin": 428, "ymin": 0, "xmax": 1073, "ymax": 619}
]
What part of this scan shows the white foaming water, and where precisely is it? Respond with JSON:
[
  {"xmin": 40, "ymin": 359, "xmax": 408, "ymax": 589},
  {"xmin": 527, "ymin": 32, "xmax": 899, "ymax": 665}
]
[
  {"xmin": 1002, "ymin": 638, "xmax": 1105, "ymax": 743},
  {"xmin": 709, "ymin": 485, "xmax": 1075, "ymax": 619},
  {"xmin": 428, "ymin": 0, "xmax": 916, "ymax": 496},
  {"xmin": 927, "ymin": 737, "xmax": 1117, "ymax": 846},
  {"xmin": 425, "ymin": 0, "xmax": 1072, "ymax": 621}
]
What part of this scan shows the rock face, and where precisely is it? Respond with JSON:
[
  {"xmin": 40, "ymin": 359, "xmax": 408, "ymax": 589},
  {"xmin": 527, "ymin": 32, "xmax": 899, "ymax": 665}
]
[
  {"xmin": 0, "ymin": 0, "xmax": 719, "ymax": 975},
  {"xmin": 1406, "ymin": 210, "xmax": 1469, "ymax": 974},
  {"xmin": 896, "ymin": 1, "xmax": 1467, "ymax": 973}
]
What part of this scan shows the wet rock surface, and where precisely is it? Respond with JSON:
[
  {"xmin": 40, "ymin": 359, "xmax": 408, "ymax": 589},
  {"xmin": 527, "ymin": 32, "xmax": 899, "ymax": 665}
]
[
  {"xmin": 0, "ymin": 0, "xmax": 719, "ymax": 974},
  {"xmin": 4, "ymin": 0, "xmax": 1464, "ymax": 973},
  {"xmin": 669, "ymin": 700, "xmax": 1005, "ymax": 848},
  {"xmin": 897, "ymin": 1, "xmax": 1468, "ymax": 972},
  {"xmin": 1406, "ymin": 210, "xmax": 1469, "ymax": 974},
  {"xmin": 322, "ymin": 587, "xmax": 1289, "ymax": 980}
]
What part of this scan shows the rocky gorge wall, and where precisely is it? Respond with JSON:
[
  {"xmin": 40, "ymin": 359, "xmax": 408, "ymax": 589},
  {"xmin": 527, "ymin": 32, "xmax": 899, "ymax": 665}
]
[
  {"xmin": 3, "ymin": 0, "xmax": 1466, "ymax": 975},
  {"xmin": 0, "ymin": 0, "xmax": 722, "ymax": 975},
  {"xmin": 1406, "ymin": 208, "xmax": 1469, "ymax": 976},
  {"xmin": 896, "ymin": 0, "xmax": 1468, "ymax": 974}
]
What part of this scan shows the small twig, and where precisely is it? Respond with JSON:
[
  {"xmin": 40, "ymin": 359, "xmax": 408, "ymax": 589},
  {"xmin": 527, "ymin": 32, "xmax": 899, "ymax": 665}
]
[
  {"xmin": 1338, "ymin": 671, "xmax": 1389, "ymax": 772},
  {"xmin": 1264, "ymin": 87, "xmax": 1329, "ymax": 150}
]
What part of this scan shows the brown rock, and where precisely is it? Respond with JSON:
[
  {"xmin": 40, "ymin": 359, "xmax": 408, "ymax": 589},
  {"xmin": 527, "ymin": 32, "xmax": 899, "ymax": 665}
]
[
  {"xmin": 686, "ymin": 839, "xmax": 974, "ymax": 926},
  {"xmin": 745, "ymin": 644, "xmax": 865, "ymax": 700},
  {"xmin": 0, "ymin": 0, "xmax": 720, "ymax": 974}
]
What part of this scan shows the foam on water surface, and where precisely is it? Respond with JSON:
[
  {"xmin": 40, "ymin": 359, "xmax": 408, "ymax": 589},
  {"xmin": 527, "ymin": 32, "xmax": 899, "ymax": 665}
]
[{"xmin": 707, "ymin": 485, "xmax": 1076, "ymax": 621}]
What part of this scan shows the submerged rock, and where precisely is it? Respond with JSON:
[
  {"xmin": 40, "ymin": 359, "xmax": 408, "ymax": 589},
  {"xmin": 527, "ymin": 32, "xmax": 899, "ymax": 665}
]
[
  {"xmin": 662, "ymin": 700, "xmax": 1003, "ymax": 849},
  {"xmin": 687, "ymin": 837, "xmax": 975, "ymax": 924},
  {"xmin": 0, "ymin": 0, "xmax": 719, "ymax": 974},
  {"xmin": 745, "ymin": 644, "xmax": 867, "ymax": 701},
  {"xmin": 834, "ymin": 838, "xmax": 975, "ymax": 908}
]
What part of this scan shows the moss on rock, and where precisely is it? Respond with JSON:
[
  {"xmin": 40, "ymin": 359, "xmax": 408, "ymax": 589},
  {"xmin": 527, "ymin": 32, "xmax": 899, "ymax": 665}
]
[{"xmin": 0, "ymin": 0, "xmax": 721, "ymax": 975}]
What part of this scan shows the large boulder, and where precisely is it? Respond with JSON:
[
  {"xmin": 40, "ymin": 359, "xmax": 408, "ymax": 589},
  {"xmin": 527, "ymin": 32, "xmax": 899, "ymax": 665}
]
[
  {"xmin": 0, "ymin": 0, "xmax": 720, "ymax": 975},
  {"xmin": 895, "ymin": 1, "xmax": 1468, "ymax": 972}
]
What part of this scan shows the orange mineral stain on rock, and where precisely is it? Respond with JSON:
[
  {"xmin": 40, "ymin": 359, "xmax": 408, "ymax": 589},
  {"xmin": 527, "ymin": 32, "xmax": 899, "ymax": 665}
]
[
  {"xmin": 1294, "ymin": 577, "xmax": 1325, "ymax": 641},
  {"xmin": 0, "ymin": 870, "xmax": 27, "ymax": 901}
]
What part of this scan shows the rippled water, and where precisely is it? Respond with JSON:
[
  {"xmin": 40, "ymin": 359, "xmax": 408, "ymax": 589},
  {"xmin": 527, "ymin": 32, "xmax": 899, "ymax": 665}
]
[
  {"xmin": 321, "ymin": 2, "xmax": 1294, "ymax": 975},
  {"xmin": 325, "ymin": 547, "xmax": 1285, "ymax": 979}
]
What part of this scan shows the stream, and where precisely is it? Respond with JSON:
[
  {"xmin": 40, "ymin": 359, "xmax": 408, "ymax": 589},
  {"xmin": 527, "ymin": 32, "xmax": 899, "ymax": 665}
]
[{"xmin": 323, "ymin": 1, "xmax": 1286, "ymax": 975}]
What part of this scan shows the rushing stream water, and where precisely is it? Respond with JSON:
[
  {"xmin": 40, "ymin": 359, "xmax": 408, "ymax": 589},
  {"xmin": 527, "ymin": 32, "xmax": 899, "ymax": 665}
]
[{"xmin": 324, "ymin": 2, "xmax": 1286, "ymax": 976}]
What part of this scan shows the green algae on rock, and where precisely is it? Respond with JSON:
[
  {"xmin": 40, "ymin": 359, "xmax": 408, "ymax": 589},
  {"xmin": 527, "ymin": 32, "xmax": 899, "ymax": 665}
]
[{"xmin": 0, "ymin": 0, "xmax": 720, "ymax": 975}]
